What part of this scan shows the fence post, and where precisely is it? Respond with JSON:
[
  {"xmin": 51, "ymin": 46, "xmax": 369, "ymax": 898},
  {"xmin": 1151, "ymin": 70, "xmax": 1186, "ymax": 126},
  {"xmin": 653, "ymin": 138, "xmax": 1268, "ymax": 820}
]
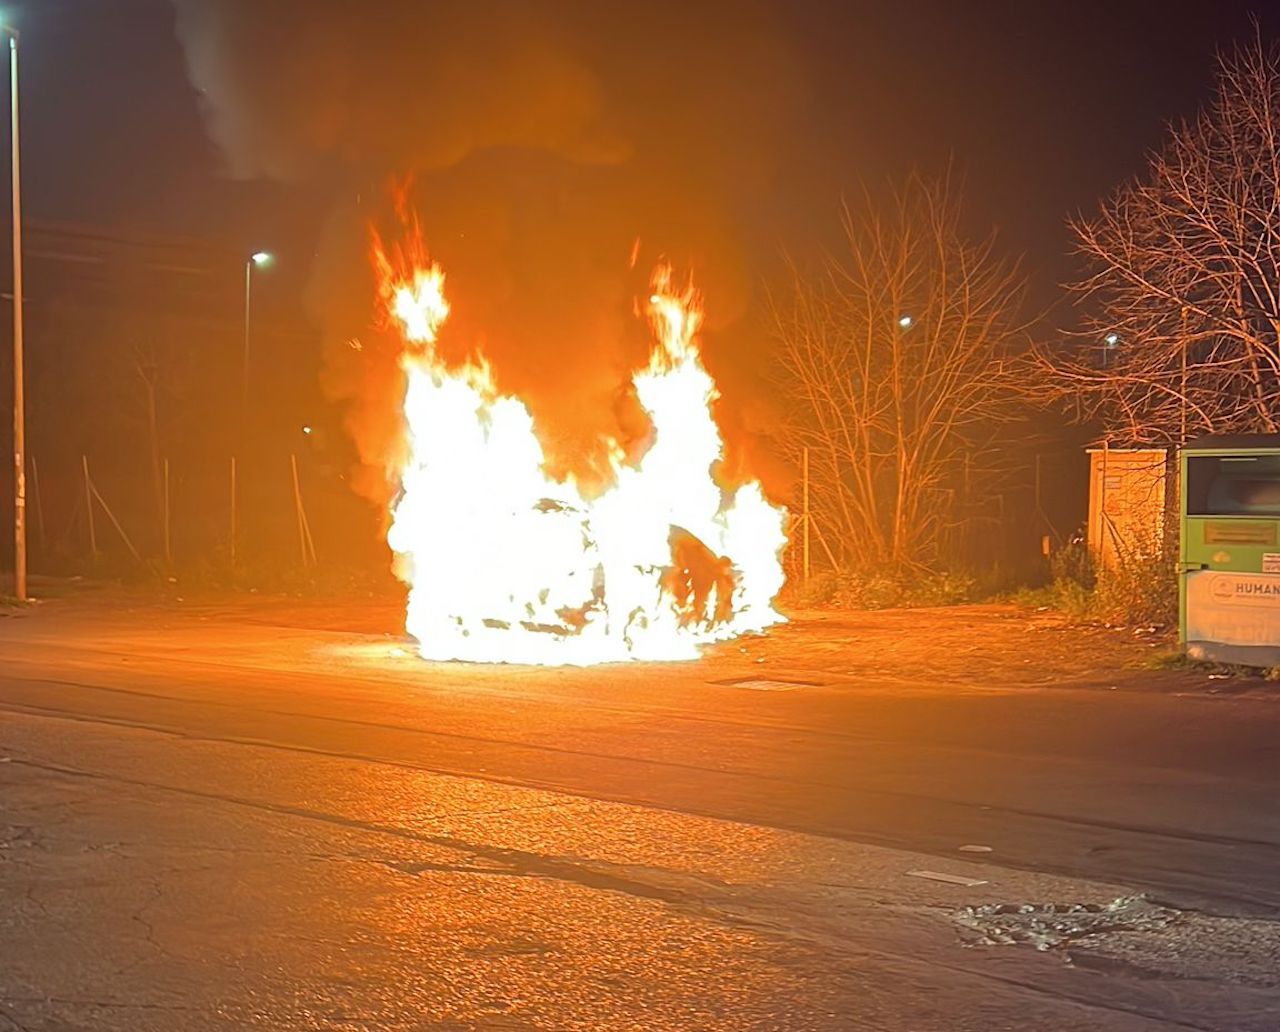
[
  {"xmin": 229, "ymin": 456, "xmax": 237, "ymax": 569},
  {"xmin": 81, "ymin": 455, "xmax": 97, "ymax": 560},
  {"xmin": 29, "ymin": 454, "xmax": 43, "ymax": 550},
  {"xmin": 87, "ymin": 476, "xmax": 141, "ymax": 563},
  {"xmin": 290, "ymin": 454, "xmax": 316, "ymax": 566},
  {"xmin": 162, "ymin": 457, "xmax": 172, "ymax": 567}
]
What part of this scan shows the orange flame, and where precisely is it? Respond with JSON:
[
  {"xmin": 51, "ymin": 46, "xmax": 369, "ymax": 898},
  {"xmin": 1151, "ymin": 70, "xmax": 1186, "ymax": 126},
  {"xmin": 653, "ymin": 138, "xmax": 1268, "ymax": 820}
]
[{"xmin": 373, "ymin": 222, "xmax": 786, "ymax": 665}]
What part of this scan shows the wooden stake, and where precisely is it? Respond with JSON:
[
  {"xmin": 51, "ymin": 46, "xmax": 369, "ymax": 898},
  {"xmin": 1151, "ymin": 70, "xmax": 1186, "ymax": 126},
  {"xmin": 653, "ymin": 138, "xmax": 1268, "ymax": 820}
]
[
  {"xmin": 302, "ymin": 506, "xmax": 316, "ymax": 565},
  {"xmin": 290, "ymin": 454, "xmax": 315, "ymax": 566},
  {"xmin": 29, "ymin": 454, "xmax": 43, "ymax": 550},
  {"xmin": 82, "ymin": 455, "xmax": 97, "ymax": 559},
  {"xmin": 162, "ymin": 457, "xmax": 172, "ymax": 566},
  {"xmin": 229, "ymin": 456, "xmax": 237, "ymax": 569},
  {"xmin": 810, "ymin": 505, "xmax": 840, "ymax": 571},
  {"xmin": 302, "ymin": 484, "xmax": 316, "ymax": 564},
  {"xmin": 88, "ymin": 477, "xmax": 142, "ymax": 563}
]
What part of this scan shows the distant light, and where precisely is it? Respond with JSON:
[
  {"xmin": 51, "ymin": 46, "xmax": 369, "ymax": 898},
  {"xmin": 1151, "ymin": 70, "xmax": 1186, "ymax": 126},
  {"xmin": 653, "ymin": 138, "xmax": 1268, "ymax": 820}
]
[
  {"xmin": 251, "ymin": 251, "xmax": 273, "ymax": 266},
  {"xmin": 301, "ymin": 425, "xmax": 312, "ymax": 435},
  {"xmin": 1104, "ymin": 333, "xmax": 1120, "ymax": 347},
  {"xmin": 898, "ymin": 315, "xmax": 913, "ymax": 329}
]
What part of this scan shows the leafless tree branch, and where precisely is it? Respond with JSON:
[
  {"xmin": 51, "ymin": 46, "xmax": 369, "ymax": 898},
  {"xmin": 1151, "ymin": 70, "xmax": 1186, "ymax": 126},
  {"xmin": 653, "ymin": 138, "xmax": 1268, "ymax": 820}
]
[
  {"xmin": 1040, "ymin": 33, "xmax": 1280, "ymax": 445},
  {"xmin": 774, "ymin": 173, "xmax": 1031, "ymax": 570}
]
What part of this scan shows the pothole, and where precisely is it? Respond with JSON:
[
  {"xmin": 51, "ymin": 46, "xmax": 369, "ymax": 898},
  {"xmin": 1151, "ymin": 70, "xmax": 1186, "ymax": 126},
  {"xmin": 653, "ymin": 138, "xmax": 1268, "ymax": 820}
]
[{"xmin": 953, "ymin": 893, "xmax": 1181, "ymax": 951}]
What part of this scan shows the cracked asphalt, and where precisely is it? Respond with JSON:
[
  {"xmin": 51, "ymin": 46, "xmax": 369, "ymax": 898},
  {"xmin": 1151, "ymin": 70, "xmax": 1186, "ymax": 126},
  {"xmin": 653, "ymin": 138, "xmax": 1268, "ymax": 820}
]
[{"xmin": 0, "ymin": 588, "xmax": 1277, "ymax": 1030}]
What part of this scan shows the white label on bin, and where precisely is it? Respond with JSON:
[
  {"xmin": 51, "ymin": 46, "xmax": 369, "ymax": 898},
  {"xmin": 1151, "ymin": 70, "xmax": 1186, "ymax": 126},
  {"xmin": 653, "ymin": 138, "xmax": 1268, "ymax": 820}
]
[
  {"xmin": 1186, "ymin": 571, "xmax": 1280, "ymax": 646},
  {"xmin": 1264, "ymin": 553, "xmax": 1280, "ymax": 573}
]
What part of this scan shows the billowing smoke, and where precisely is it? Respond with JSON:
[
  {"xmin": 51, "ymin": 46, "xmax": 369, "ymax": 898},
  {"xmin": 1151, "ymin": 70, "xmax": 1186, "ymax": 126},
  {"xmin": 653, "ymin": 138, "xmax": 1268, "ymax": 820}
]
[{"xmin": 170, "ymin": 0, "xmax": 802, "ymax": 504}]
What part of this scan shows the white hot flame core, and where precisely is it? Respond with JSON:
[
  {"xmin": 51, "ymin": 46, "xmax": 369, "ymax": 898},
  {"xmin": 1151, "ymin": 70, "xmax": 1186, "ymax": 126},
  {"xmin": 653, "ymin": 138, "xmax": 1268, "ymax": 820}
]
[{"xmin": 381, "ymin": 247, "xmax": 787, "ymax": 665}]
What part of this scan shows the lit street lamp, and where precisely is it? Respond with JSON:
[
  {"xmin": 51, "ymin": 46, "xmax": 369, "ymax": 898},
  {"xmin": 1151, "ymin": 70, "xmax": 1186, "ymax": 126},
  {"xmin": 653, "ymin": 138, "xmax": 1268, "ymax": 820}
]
[
  {"xmin": 5, "ymin": 24, "xmax": 23, "ymax": 601},
  {"xmin": 898, "ymin": 314, "xmax": 913, "ymax": 329},
  {"xmin": 242, "ymin": 251, "xmax": 272, "ymax": 407},
  {"xmin": 1103, "ymin": 331, "xmax": 1120, "ymax": 368}
]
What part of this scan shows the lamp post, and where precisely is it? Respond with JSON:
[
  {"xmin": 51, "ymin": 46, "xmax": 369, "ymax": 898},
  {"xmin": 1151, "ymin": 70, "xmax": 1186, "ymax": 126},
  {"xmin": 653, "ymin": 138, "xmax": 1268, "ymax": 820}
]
[
  {"xmin": 5, "ymin": 25, "xmax": 23, "ymax": 601},
  {"xmin": 242, "ymin": 251, "xmax": 272, "ymax": 408}
]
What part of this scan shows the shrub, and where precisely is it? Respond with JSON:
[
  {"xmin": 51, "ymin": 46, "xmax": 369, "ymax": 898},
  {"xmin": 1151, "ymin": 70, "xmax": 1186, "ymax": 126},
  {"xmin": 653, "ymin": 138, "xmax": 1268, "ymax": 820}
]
[
  {"xmin": 1020, "ymin": 525, "xmax": 1177, "ymax": 628},
  {"xmin": 1089, "ymin": 549, "xmax": 1178, "ymax": 627}
]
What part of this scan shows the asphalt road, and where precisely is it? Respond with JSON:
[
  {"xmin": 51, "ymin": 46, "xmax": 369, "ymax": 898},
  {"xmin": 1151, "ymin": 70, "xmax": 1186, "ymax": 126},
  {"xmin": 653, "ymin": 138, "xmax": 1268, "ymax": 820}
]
[{"xmin": 0, "ymin": 590, "xmax": 1277, "ymax": 1030}]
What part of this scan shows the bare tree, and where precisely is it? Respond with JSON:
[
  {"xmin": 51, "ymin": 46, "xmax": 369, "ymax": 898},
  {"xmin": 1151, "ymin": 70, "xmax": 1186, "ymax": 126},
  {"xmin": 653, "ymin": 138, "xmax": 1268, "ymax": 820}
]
[
  {"xmin": 775, "ymin": 174, "xmax": 1030, "ymax": 570},
  {"xmin": 1043, "ymin": 36, "xmax": 1280, "ymax": 445}
]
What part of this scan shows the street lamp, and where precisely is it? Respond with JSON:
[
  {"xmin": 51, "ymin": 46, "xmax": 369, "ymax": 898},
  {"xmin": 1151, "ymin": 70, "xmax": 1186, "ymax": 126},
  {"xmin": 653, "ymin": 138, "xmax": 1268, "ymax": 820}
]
[
  {"xmin": 898, "ymin": 314, "xmax": 913, "ymax": 329},
  {"xmin": 1102, "ymin": 332, "xmax": 1119, "ymax": 368},
  {"xmin": 242, "ymin": 251, "xmax": 272, "ymax": 407},
  {"xmin": 4, "ymin": 24, "xmax": 23, "ymax": 601}
]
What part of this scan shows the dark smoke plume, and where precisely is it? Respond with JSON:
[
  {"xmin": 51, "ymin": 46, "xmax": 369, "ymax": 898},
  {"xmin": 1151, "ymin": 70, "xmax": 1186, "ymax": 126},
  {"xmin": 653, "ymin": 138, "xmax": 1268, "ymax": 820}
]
[{"xmin": 171, "ymin": 0, "xmax": 803, "ymax": 503}]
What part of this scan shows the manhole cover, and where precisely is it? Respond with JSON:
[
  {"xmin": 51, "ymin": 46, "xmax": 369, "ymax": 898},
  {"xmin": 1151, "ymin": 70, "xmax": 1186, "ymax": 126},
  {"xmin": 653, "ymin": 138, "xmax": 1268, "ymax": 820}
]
[{"xmin": 712, "ymin": 677, "xmax": 824, "ymax": 691}]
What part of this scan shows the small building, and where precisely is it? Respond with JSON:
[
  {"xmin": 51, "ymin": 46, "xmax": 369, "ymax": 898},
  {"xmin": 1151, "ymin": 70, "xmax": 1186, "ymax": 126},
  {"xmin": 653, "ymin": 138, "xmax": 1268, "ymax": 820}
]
[{"xmin": 1086, "ymin": 446, "xmax": 1168, "ymax": 569}]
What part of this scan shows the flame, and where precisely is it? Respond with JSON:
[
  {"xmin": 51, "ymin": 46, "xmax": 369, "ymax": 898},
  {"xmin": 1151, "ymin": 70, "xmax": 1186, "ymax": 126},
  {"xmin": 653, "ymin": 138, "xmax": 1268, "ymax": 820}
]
[{"xmin": 375, "ymin": 226, "xmax": 787, "ymax": 665}]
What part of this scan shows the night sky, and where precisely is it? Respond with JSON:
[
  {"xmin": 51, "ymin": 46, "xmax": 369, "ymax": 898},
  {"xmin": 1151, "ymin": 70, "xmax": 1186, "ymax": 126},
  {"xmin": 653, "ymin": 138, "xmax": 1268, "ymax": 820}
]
[
  {"xmin": 2, "ymin": 0, "xmax": 1278, "ymax": 563},
  {"xmin": 7, "ymin": 0, "xmax": 1280, "ymax": 306}
]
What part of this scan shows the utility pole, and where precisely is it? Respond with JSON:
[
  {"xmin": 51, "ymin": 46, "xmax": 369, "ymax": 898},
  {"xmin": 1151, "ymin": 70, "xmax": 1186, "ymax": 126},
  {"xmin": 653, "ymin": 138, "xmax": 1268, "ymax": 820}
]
[
  {"xmin": 1180, "ymin": 306, "xmax": 1188, "ymax": 445},
  {"xmin": 6, "ymin": 28, "xmax": 24, "ymax": 601}
]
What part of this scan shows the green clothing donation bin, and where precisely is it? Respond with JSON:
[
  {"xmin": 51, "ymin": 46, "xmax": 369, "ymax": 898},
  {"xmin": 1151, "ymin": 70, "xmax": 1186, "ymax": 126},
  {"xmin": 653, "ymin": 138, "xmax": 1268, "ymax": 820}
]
[{"xmin": 1181, "ymin": 434, "xmax": 1280, "ymax": 667}]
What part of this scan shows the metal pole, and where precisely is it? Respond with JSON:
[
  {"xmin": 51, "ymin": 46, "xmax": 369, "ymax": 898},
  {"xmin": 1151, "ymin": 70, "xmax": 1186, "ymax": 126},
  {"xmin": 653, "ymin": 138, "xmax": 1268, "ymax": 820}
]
[
  {"xmin": 229, "ymin": 455, "xmax": 236, "ymax": 569},
  {"xmin": 82, "ymin": 455, "xmax": 97, "ymax": 560},
  {"xmin": 162, "ymin": 457, "xmax": 171, "ymax": 566},
  {"xmin": 8, "ymin": 33, "xmax": 24, "ymax": 600},
  {"xmin": 242, "ymin": 259, "xmax": 252, "ymax": 409},
  {"xmin": 1180, "ymin": 306, "xmax": 1188, "ymax": 445},
  {"xmin": 801, "ymin": 446, "xmax": 810, "ymax": 582},
  {"xmin": 28, "ymin": 452, "xmax": 41, "ymax": 548}
]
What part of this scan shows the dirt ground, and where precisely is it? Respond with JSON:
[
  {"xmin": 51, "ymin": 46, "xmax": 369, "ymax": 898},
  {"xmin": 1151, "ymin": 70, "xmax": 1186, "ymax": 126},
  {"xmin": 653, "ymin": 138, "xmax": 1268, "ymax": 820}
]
[{"xmin": 46, "ymin": 580, "xmax": 1233, "ymax": 696}]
